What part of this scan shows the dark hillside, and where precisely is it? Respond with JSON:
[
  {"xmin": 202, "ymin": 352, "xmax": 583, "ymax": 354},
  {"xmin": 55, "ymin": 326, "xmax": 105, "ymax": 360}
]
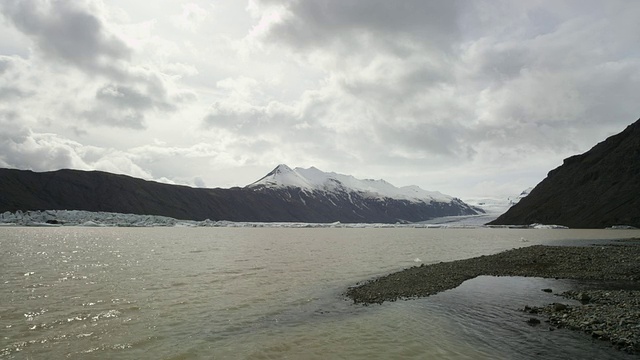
[{"xmin": 489, "ymin": 119, "xmax": 640, "ymax": 228}]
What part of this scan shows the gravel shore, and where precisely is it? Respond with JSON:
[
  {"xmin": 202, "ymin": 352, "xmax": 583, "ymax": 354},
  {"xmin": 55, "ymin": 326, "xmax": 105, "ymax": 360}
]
[
  {"xmin": 346, "ymin": 242, "xmax": 640, "ymax": 353},
  {"xmin": 524, "ymin": 290, "xmax": 640, "ymax": 354}
]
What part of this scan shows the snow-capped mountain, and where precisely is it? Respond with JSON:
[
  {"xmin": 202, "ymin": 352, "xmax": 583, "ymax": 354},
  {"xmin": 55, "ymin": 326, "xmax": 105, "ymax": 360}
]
[
  {"xmin": 244, "ymin": 164, "xmax": 482, "ymax": 223},
  {"xmin": 248, "ymin": 164, "xmax": 452, "ymax": 203}
]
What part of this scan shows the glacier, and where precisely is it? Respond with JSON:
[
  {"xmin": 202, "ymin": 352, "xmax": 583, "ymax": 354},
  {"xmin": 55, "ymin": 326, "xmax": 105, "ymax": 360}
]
[{"xmin": 0, "ymin": 209, "xmax": 493, "ymax": 228}]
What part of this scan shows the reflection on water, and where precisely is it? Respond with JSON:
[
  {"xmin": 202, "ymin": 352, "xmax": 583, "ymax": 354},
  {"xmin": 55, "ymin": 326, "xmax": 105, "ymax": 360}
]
[{"xmin": 1, "ymin": 227, "xmax": 639, "ymax": 359}]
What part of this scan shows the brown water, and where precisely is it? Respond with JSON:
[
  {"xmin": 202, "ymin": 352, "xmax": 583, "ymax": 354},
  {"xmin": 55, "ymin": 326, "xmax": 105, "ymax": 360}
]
[{"xmin": 1, "ymin": 227, "xmax": 639, "ymax": 359}]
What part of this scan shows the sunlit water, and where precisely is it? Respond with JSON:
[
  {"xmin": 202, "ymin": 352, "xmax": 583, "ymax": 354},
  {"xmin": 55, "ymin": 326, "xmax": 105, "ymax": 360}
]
[{"xmin": 2, "ymin": 227, "xmax": 640, "ymax": 359}]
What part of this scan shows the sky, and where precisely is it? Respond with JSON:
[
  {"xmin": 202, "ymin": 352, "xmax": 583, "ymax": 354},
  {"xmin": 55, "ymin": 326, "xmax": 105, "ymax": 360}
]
[{"xmin": 1, "ymin": 0, "xmax": 639, "ymax": 200}]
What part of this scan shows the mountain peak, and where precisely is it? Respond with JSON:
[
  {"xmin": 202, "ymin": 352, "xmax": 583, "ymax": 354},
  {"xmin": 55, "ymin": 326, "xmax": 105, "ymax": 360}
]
[
  {"xmin": 268, "ymin": 164, "xmax": 294, "ymax": 176},
  {"xmin": 248, "ymin": 164, "xmax": 313, "ymax": 189},
  {"xmin": 275, "ymin": 163, "xmax": 293, "ymax": 171}
]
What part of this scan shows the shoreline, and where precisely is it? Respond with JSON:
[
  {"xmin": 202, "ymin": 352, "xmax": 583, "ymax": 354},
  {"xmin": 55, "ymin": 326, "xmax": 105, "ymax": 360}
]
[{"xmin": 346, "ymin": 241, "xmax": 640, "ymax": 353}]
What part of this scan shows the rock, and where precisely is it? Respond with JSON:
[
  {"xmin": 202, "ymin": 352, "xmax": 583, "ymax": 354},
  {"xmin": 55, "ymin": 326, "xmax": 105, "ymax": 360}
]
[
  {"xmin": 577, "ymin": 292, "xmax": 591, "ymax": 304},
  {"xmin": 542, "ymin": 288, "xmax": 553, "ymax": 293},
  {"xmin": 553, "ymin": 303, "xmax": 568, "ymax": 311},
  {"xmin": 592, "ymin": 330, "xmax": 607, "ymax": 339},
  {"xmin": 527, "ymin": 318, "xmax": 541, "ymax": 325}
]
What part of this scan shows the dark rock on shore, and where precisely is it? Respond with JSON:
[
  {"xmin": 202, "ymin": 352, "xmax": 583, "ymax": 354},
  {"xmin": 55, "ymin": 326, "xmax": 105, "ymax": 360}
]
[{"xmin": 489, "ymin": 119, "xmax": 640, "ymax": 228}]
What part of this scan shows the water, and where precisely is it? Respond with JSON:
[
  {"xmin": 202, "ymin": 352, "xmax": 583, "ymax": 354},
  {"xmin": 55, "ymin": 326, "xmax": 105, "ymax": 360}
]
[{"xmin": 1, "ymin": 227, "xmax": 639, "ymax": 359}]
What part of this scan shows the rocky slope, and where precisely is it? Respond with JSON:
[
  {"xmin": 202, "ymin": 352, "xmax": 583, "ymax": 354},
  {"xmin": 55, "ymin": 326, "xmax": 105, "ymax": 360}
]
[
  {"xmin": 489, "ymin": 119, "xmax": 640, "ymax": 228},
  {"xmin": 0, "ymin": 166, "xmax": 480, "ymax": 223}
]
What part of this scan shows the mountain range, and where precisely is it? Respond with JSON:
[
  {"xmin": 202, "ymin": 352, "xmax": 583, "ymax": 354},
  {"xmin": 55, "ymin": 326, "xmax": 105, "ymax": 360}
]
[
  {"xmin": 0, "ymin": 164, "xmax": 481, "ymax": 223},
  {"xmin": 490, "ymin": 119, "xmax": 640, "ymax": 228}
]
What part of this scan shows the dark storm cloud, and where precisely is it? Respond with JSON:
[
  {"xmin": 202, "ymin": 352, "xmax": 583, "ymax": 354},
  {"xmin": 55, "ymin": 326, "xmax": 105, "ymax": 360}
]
[
  {"xmin": 0, "ymin": 0, "xmax": 184, "ymax": 129},
  {"xmin": 0, "ymin": 0, "xmax": 131, "ymax": 77},
  {"xmin": 261, "ymin": 0, "xmax": 461, "ymax": 51}
]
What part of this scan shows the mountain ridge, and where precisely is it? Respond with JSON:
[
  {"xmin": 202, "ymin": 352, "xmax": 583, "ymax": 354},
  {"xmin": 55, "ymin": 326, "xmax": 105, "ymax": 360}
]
[{"xmin": 0, "ymin": 166, "xmax": 481, "ymax": 223}]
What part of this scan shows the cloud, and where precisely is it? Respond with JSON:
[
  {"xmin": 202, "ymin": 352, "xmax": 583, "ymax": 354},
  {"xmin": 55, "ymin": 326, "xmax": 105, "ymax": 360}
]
[
  {"xmin": 0, "ymin": 0, "xmax": 189, "ymax": 129},
  {"xmin": 0, "ymin": 56, "xmax": 13, "ymax": 74},
  {"xmin": 0, "ymin": 0, "xmax": 131, "ymax": 77},
  {"xmin": 171, "ymin": 3, "xmax": 209, "ymax": 32},
  {"xmin": 252, "ymin": 0, "xmax": 461, "ymax": 52},
  {"xmin": 0, "ymin": 114, "xmax": 153, "ymax": 179},
  {"xmin": 237, "ymin": 1, "xmax": 640, "ymax": 164},
  {"xmin": 0, "ymin": 56, "xmax": 32, "ymax": 100},
  {"xmin": 0, "ymin": 86, "xmax": 27, "ymax": 100},
  {"xmin": 83, "ymin": 80, "xmax": 178, "ymax": 129}
]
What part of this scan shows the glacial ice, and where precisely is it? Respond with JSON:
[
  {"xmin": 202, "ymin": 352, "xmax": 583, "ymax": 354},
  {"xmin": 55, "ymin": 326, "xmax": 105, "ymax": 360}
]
[
  {"xmin": 0, "ymin": 209, "xmax": 493, "ymax": 228},
  {"xmin": 0, "ymin": 209, "xmax": 571, "ymax": 229}
]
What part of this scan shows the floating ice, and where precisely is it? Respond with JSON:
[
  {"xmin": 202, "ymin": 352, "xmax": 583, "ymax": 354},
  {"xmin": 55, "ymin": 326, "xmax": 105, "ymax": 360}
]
[{"xmin": 0, "ymin": 210, "xmax": 575, "ymax": 229}]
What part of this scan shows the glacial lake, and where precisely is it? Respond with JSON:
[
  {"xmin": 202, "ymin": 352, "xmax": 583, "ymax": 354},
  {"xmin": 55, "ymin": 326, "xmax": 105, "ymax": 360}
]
[{"xmin": 2, "ymin": 227, "xmax": 640, "ymax": 359}]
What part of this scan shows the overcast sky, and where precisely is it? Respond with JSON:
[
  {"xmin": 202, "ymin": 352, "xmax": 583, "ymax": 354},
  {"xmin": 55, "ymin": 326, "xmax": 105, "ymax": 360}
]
[{"xmin": 1, "ymin": 0, "xmax": 639, "ymax": 199}]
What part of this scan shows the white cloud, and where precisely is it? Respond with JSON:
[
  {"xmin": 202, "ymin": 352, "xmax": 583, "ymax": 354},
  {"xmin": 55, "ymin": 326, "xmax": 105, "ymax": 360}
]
[
  {"xmin": 0, "ymin": 0, "xmax": 192, "ymax": 130},
  {"xmin": 171, "ymin": 3, "xmax": 209, "ymax": 32},
  {"xmin": 0, "ymin": 124, "xmax": 151, "ymax": 179}
]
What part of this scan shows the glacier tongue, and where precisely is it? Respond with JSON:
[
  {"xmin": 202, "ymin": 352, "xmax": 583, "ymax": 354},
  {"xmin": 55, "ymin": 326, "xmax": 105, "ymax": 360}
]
[{"xmin": 247, "ymin": 164, "xmax": 454, "ymax": 203}]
